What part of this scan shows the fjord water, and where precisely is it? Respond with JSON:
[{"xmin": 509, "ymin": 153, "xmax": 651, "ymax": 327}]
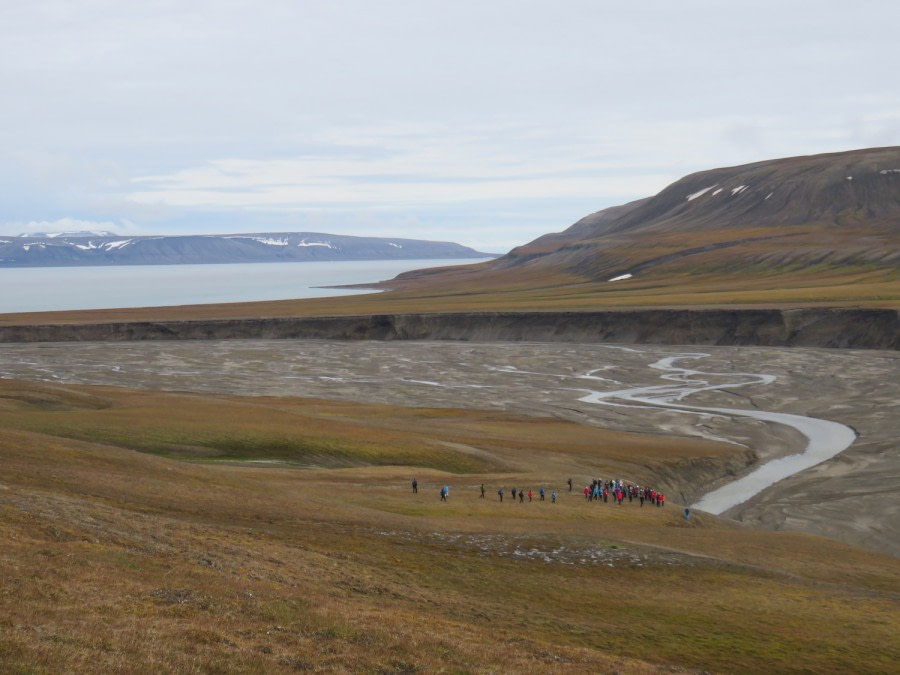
[{"xmin": 0, "ymin": 259, "xmax": 488, "ymax": 313}]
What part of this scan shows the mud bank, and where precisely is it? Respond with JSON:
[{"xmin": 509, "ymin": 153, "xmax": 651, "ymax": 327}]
[{"xmin": 0, "ymin": 308, "xmax": 897, "ymax": 348}]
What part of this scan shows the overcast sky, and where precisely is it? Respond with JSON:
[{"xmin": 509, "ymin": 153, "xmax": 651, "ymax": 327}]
[{"xmin": 2, "ymin": 1, "xmax": 898, "ymax": 252}]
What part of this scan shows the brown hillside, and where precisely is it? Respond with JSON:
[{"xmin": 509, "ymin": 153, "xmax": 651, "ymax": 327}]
[
  {"xmin": 382, "ymin": 147, "xmax": 899, "ymax": 309},
  {"xmin": 605, "ymin": 146, "xmax": 900, "ymax": 235},
  {"xmin": 2, "ymin": 379, "xmax": 899, "ymax": 672}
]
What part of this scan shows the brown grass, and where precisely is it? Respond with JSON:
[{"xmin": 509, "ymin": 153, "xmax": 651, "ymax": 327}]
[{"xmin": 2, "ymin": 380, "xmax": 898, "ymax": 672}]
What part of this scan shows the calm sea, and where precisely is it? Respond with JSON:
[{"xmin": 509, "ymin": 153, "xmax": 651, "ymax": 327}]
[{"xmin": 0, "ymin": 259, "xmax": 490, "ymax": 313}]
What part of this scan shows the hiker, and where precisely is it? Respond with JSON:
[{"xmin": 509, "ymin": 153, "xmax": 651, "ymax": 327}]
[
  {"xmin": 498, "ymin": 487, "xmax": 504, "ymax": 502},
  {"xmin": 480, "ymin": 483, "xmax": 486, "ymax": 498},
  {"xmin": 412, "ymin": 478, "xmax": 418, "ymax": 494},
  {"xmin": 506, "ymin": 471, "xmax": 672, "ymax": 512},
  {"xmin": 440, "ymin": 486, "xmax": 448, "ymax": 501}
]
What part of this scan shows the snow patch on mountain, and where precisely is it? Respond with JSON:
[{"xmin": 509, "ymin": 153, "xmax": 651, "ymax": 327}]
[
  {"xmin": 225, "ymin": 236, "xmax": 289, "ymax": 246},
  {"xmin": 686, "ymin": 185, "xmax": 717, "ymax": 201},
  {"xmin": 297, "ymin": 239, "xmax": 335, "ymax": 249},
  {"xmin": 104, "ymin": 240, "xmax": 133, "ymax": 250}
]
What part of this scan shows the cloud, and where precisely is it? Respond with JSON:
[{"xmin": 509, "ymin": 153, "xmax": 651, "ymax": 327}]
[
  {"xmin": 122, "ymin": 120, "xmax": 679, "ymax": 211},
  {"xmin": 1, "ymin": 1, "xmax": 898, "ymax": 252},
  {"xmin": 128, "ymin": 163, "xmax": 668, "ymax": 210}
]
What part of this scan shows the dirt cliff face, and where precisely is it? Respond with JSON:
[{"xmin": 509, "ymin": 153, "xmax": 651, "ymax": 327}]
[{"xmin": 0, "ymin": 308, "xmax": 896, "ymax": 349}]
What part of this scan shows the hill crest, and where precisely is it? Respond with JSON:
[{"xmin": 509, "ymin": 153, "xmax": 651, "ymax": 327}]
[{"xmin": 389, "ymin": 147, "xmax": 900, "ymax": 304}]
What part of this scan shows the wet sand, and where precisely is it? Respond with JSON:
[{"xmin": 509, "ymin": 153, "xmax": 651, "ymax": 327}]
[{"xmin": 1, "ymin": 340, "xmax": 897, "ymax": 555}]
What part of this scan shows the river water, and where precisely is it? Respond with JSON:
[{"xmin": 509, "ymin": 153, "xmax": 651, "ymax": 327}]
[{"xmin": 576, "ymin": 348, "xmax": 857, "ymax": 514}]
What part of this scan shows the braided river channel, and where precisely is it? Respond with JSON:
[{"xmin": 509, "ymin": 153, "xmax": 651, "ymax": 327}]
[{"xmin": 1, "ymin": 340, "xmax": 896, "ymax": 541}]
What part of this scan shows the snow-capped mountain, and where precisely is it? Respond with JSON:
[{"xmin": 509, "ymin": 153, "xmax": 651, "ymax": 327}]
[{"xmin": 0, "ymin": 232, "xmax": 494, "ymax": 267}]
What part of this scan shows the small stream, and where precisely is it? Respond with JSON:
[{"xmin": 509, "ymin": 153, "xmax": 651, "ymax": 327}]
[{"xmin": 578, "ymin": 349, "xmax": 857, "ymax": 514}]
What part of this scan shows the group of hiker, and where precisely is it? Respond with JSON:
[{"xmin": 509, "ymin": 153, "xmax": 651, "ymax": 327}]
[
  {"xmin": 581, "ymin": 478, "xmax": 666, "ymax": 507},
  {"xmin": 412, "ymin": 476, "xmax": 666, "ymax": 507},
  {"xmin": 496, "ymin": 485, "xmax": 558, "ymax": 503}
]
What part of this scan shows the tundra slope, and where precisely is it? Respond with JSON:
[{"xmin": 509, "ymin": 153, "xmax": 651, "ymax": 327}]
[
  {"xmin": 3, "ymin": 376, "xmax": 897, "ymax": 673},
  {"xmin": 383, "ymin": 146, "xmax": 900, "ymax": 308}
]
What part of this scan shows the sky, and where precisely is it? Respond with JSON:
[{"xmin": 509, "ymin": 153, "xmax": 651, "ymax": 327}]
[{"xmin": 2, "ymin": 1, "xmax": 898, "ymax": 253}]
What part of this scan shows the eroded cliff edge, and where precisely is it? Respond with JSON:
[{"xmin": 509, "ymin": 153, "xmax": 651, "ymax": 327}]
[{"xmin": 0, "ymin": 308, "xmax": 896, "ymax": 349}]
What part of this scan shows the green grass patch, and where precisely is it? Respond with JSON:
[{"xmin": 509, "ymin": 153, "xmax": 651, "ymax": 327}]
[{"xmin": 0, "ymin": 384, "xmax": 505, "ymax": 473}]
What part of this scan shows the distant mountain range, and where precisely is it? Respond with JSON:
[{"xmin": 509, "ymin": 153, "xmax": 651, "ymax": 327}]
[{"xmin": 0, "ymin": 231, "xmax": 494, "ymax": 267}]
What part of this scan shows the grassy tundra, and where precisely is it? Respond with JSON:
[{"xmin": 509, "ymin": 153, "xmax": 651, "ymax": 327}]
[{"xmin": 1, "ymin": 379, "xmax": 898, "ymax": 673}]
